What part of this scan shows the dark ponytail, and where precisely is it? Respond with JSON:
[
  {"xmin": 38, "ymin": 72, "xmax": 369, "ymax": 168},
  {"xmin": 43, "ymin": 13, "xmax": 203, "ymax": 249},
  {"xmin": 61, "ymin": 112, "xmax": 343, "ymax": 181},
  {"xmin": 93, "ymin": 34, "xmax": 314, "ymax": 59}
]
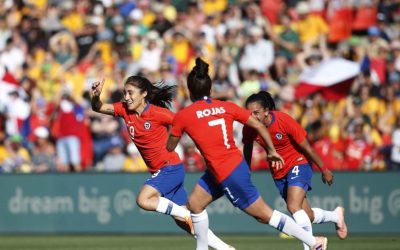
[
  {"xmin": 187, "ymin": 57, "xmax": 212, "ymax": 100},
  {"xmin": 245, "ymin": 91, "xmax": 276, "ymax": 111},
  {"xmin": 125, "ymin": 75, "xmax": 176, "ymax": 109}
]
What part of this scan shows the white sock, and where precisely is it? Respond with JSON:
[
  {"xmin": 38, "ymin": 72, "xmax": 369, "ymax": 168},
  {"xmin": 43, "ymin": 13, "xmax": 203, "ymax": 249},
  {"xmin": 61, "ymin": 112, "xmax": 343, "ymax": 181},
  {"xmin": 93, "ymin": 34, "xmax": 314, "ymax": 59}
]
[
  {"xmin": 269, "ymin": 210, "xmax": 316, "ymax": 248},
  {"xmin": 208, "ymin": 229, "xmax": 231, "ymax": 250},
  {"xmin": 293, "ymin": 210, "xmax": 313, "ymax": 250},
  {"xmin": 312, "ymin": 207, "xmax": 339, "ymax": 224},
  {"xmin": 192, "ymin": 210, "xmax": 209, "ymax": 250},
  {"xmin": 156, "ymin": 197, "xmax": 190, "ymax": 218}
]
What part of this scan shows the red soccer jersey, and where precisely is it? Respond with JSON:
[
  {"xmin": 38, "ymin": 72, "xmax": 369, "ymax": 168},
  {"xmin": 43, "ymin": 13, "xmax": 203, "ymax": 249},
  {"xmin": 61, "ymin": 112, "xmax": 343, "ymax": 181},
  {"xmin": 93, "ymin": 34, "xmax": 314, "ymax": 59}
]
[
  {"xmin": 113, "ymin": 102, "xmax": 181, "ymax": 173},
  {"xmin": 170, "ymin": 98, "xmax": 251, "ymax": 183},
  {"xmin": 242, "ymin": 111, "xmax": 308, "ymax": 179}
]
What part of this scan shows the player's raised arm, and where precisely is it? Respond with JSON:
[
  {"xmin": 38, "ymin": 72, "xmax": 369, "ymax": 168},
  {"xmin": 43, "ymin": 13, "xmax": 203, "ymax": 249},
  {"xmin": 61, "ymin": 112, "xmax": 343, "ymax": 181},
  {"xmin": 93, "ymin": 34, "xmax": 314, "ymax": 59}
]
[
  {"xmin": 91, "ymin": 79, "xmax": 115, "ymax": 115},
  {"xmin": 245, "ymin": 115, "xmax": 284, "ymax": 169}
]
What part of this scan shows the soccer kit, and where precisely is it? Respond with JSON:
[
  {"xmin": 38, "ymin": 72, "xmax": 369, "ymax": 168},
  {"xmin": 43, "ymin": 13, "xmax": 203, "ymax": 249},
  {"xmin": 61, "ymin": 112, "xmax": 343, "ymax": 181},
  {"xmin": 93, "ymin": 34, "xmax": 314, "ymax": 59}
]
[
  {"xmin": 171, "ymin": 98, "xmax": 260, "ymax": 210},
  {"xmin": 242, "ymin": 111, "xmax": 313, "ymax": 200},
  {"xmin": 113, "ymin": 102, "xmax": 187, "ymax": 205}
]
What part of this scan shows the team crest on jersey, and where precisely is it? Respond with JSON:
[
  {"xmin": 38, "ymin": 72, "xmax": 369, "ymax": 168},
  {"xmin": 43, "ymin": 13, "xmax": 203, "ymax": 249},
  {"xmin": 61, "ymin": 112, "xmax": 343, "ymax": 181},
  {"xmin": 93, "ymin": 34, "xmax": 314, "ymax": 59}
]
[
  {"xmin": 144, "ymin": 121, "xmax": 151, "ymax": 130},
  {"xmin": 275, "ymin": 133, "xmax": 283, "ymax": 140}
]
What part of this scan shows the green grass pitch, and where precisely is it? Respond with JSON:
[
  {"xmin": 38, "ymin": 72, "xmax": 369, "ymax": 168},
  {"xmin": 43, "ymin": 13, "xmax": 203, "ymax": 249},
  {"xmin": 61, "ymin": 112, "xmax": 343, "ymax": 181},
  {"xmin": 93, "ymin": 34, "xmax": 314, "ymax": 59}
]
[{"xmin": 0, "ymin": 235, "xmax": 399, "ymax": 250}]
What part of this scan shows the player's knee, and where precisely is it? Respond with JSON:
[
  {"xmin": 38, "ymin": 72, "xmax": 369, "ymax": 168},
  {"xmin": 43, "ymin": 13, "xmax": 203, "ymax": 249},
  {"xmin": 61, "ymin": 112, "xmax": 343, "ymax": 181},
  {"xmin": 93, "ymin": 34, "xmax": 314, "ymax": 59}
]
[
  {"xmin": 187, "ymin": 199, "xmax": 203, "ymax": 214},
  {"xmin": 136, "ymin": 195, "xmax": 150, "ymax": 210},
  {"xmin": 136, "ymin": 196, "xmax": 144, "ymax": 209},
  {"xmin": 254, "ymin": 214, "xmax": 269, "ymax": 224},
  {"xmin": 308, "ymin": 211, "xmax": 315, "ymax": 222},
  {"xmin": 287, "ymin": 204, "xmax": 301, "ymax": 214}
]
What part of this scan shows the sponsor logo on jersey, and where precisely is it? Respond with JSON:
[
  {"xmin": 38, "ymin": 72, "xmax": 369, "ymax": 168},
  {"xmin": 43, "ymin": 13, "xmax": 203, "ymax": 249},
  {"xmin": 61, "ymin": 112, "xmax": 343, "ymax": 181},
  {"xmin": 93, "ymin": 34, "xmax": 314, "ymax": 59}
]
[
  {"xmin": 275, "ymin": 133, "xmax": 283, "ymax": 140},
  {"xmin": 196, "ymin": 107, "xmax": 226, "ymax": 118},
  {"xmin": 144, "ymin": 121, "xmax": 151, "ymax": 130}
]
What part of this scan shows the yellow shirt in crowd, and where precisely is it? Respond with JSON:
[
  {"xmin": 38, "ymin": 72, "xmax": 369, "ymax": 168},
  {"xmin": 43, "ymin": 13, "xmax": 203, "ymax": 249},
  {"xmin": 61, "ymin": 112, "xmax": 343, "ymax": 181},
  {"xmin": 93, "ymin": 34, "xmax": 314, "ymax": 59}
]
[
  {"xmin": 61, "ymin": 12, "xmax": 84, "ymax": 34},
  {"xmin": 292, "ymin": 15, "xmax": 329, "ymax": 44},
  {"xmin": 123, "ymin": 157, "xmax": 148, "ymax": 172},
  {"xmin": 201, "ymin": 0, "xmax": 228, "ymax": 16},
  {"xmin": 0, "ymin": 146, "xmax": 7, "ymax": 165}
]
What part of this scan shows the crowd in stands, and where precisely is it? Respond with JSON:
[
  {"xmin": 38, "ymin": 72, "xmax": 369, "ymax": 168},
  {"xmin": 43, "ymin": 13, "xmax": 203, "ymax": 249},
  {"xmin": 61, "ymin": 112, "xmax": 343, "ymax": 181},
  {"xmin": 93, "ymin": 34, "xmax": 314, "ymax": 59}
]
[{"xmin": 0, "ymin": 0, "xmax": 399, "ymax": 173}]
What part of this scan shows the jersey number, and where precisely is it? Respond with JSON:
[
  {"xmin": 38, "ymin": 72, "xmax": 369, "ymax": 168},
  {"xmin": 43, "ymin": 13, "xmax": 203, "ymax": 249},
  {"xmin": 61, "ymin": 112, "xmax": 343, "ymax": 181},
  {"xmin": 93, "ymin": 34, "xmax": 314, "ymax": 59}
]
[
  {"xmin": 208, "ymin": 118, "xmax": 230, "ymax": 149},
  {"xmin": 292, "ymin": 165, "xmax": 300, "ymax": 176},
  {"xmin": 129, "ymin": 126, "xmax": 135, "ymax": 140}
]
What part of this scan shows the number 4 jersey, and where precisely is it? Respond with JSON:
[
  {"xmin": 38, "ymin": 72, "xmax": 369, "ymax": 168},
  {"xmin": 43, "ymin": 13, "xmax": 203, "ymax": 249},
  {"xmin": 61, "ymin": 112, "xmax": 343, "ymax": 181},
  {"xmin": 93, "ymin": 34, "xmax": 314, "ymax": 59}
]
[
  {"xmin": 242, "ymin": 111, "xmax": 309, "ymax": 180},
  {"xmin": 171, "ymin": 98, "xmax": 251, "ymax": 183}
]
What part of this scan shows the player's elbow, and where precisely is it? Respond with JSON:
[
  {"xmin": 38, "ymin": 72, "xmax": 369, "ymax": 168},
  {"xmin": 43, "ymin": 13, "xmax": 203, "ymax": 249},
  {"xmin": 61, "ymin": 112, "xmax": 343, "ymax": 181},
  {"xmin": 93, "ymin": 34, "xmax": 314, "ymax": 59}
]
[
  {"xmin": 166, "ymin": 136, "xmax": 179, "ymax": 152},
  {"xmin": 252, "ymin": 122, "xmax": 265, "ymax": 133},
  {"xmin": 91, "ymin": 96, "xmax": 103, "ymax": 112},
  {"xmin": 91, "ymin": 102, "xmax": 102, "ymax": 112}
]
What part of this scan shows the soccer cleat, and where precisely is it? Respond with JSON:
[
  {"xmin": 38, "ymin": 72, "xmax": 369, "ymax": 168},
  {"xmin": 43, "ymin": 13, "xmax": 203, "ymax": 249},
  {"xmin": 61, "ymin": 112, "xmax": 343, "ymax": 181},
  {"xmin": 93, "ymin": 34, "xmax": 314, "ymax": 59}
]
[
  {"xmin": 311, "ymin": 236, "xmax": 328, "ymax": 250},
  {"xmin": 334, "ymin": 206, "xmax": 348, "ymax": 240},
  {"xmin": 227, "ymin": 246, "xmax": 236, "ymax": 250},
  {"xmin": 279, "ymin": 232, "xmax": 294, "ymax": 239},
  {"xmin": 184, "ymin": 215, "xmax": 194, "ymax": 235}
]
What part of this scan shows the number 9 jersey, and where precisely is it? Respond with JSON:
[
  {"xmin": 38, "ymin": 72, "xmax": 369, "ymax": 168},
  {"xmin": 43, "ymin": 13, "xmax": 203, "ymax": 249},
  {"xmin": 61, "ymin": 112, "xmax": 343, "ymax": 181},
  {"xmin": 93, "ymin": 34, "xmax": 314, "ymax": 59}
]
[
  {"xmin": 170, "ymin": 98, "xmax": 251, "ymax": 183},
  {"xmin": 113, "ymin": 102, "xmax": 181, "ymax": 173}
]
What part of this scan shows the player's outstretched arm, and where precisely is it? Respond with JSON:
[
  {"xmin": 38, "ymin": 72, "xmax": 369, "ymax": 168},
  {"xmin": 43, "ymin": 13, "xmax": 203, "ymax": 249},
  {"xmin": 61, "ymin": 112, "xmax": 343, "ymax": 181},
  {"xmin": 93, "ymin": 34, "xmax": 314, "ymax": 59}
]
[
  {"xmin": 91, "ymin": 79, "xmax": 115, "ymax": 115},
  {"xmin": 246, "ymin": 116, "xmax": 284, "ymax": 169},
  {"xmin": 299, "ymin": 139, "xmax": 333, "ymax": 185}
]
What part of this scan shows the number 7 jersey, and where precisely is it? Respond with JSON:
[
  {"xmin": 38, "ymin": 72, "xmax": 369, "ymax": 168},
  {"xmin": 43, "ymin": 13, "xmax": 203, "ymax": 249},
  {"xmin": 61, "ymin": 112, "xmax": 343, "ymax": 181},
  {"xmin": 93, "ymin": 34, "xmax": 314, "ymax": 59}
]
[{"xmin": 170, "ymin": 98, "xmax": 251, "ymax": 183}]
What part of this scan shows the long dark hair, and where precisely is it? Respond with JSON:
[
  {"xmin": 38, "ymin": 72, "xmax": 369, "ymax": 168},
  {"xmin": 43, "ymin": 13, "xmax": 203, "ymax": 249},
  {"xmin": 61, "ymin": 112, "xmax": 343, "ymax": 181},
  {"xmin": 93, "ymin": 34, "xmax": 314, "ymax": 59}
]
[
  {"xmin": 187, "ymin": 58, "xmax": 212, "ymax": 100},
  {"xmin": 245, "ymin": 91, "xmax": 276, "ymax": 111},
  {"xmin": 124, "ymin": 75, "xmax": 176, "ymax": 109}
]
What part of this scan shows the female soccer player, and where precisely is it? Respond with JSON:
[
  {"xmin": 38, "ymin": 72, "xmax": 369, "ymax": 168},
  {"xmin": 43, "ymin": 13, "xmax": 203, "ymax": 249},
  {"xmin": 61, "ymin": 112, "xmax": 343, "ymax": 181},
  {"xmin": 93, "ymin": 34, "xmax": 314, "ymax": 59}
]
[
  {"xmin": 243, "ymin": 91, "xmax": 348, "ymax": 249},
  {"xmin": 167, "ymin": 58, "xmax": 328, "ymax": 250},
  {"xmin": 91, "ymin": 76, "xmax": 233, "ymax": 250}
]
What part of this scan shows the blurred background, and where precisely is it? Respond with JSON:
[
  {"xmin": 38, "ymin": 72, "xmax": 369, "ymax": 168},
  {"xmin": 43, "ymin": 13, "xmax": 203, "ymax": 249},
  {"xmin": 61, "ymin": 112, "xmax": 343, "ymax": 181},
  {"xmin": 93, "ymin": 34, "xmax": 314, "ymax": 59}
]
[
  {"xmin": 0, "ymin": 0, "xmax": 400, "ymax": 174},
  {"xmin": 0, "ymin": 0, "xmax": 400, "ymax": 240}
]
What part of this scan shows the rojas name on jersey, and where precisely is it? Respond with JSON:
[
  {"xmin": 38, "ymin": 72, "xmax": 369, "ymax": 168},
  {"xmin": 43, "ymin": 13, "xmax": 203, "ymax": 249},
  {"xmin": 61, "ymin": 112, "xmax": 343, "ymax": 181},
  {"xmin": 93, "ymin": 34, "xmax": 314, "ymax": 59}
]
[{"xmin": 196, "ymin": 107, "xmax": 226, "ymax": 118}]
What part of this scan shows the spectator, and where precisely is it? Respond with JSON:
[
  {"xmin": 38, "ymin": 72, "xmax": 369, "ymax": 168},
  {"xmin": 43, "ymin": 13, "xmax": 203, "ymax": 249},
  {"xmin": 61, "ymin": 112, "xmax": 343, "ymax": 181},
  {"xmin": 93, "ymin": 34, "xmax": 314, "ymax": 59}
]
[
  {"xmin": 343, "ymin": 122, "xmax": 373, "ymax": 171},
  {"xmin": 2, "ymin": 134, "xmax": 31, "ymax": 173},
  {"xmin": 99, "ymin": 136, "xmax": 125, "ymax": 172},
  {"xmin": 49, "ymin": 30, "xmax": 78, "ymax": 71},
  {"xmin": 89, "ymin": 110, "xmax": 120, "ymax": 164},
  {"xmin": 0, "ymin": 0, "xmax": 398, "ymax": 173},
  {"xmin": 111, "ymin": 15, "xmax": 128, "ymax": 57},
  {"xmin": 52, "ymin": 93, "xmax": 85, "ymax": 172},
  {"xmin": 123, "ymin": 142, "xmax": 147, "ymax": 172},
  {"xmin": 4, "ymin": 90, "xmax": 30, "ymax": 136},
  {"xmin": 151, "ymin": 3, "xmax": 173, "ymax": 36},
  {"xmin": 139, "ymin": 31, "xmax": 163, "ymax": 73},
  {"xmin": 0, "ymin": 129, "xmax": 7, "ymax": 171},
  {"xmin": 270, "ymin": 14, "xmax": 300, "ymax": 84},
  {"xmin": 30, "ymin": 126, "xmax": 57, "ymax": 173},
  {"xmin": 239, "ymin": 26, "xmax": 274, "ymax": 75},
  {"xmin": 0, "ymin": 16, "xmax": 11, "ymax": 50},
  {"xmin": 292, "ymin": 1, "xmax": 329, "ymax": 52},
  {"xmin": 183, "ymin": 141, "xmax": 205, "ymax": 172},
  {"xmin": 390, "ymin": 117, "xmax": 400, "ymax": 170},
  {"xmin": 0, "ymin": 37, "xmax": 25, "ymax": 74}
]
